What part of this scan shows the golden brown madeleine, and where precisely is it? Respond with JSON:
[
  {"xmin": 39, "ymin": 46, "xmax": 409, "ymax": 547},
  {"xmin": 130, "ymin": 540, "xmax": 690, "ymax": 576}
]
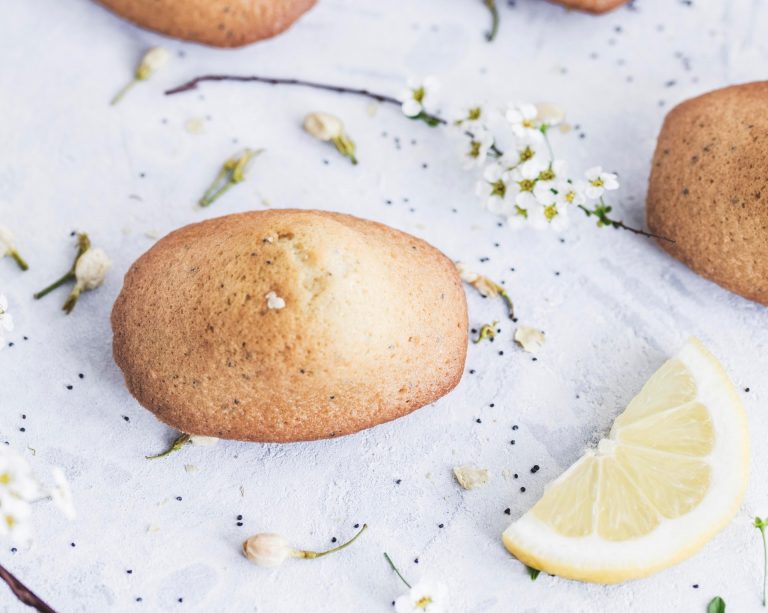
[
  {"xmin": 647, "ymin": 82, "xmax": 768, "ymax": 305},
  {"xmin": 112, "ymin": 210, "xmax": 468, "ymax": 442},
  {"xmin": 547, "ymin": 0, "xmax": 628, "ymax": 14},
  {"xmin": 96, "ymin": 0, "xmax": 316, "ymax": 47}
]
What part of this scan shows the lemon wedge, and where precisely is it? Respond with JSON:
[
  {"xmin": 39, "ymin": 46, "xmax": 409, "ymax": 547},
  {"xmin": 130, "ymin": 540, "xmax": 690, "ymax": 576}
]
[{"xmin": 502, "ymin": 338, "xmax": 749, "ymax": 583}]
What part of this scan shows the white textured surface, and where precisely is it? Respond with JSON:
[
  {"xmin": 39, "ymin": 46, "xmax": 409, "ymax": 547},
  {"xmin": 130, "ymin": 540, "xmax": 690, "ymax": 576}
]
[{"xmin": 1, "ymin": 0, "xmax": 768, "ymax": 611}]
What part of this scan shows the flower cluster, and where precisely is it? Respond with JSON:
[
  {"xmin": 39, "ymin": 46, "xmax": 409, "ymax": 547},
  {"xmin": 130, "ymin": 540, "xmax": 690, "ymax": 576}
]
[
  {"xmin": 399, "ymin": 78, "xmax": 621, "ymax": 233},
  {"xmin": 0, "ymin": 446, "xmax": 75, "ymax": 543}
]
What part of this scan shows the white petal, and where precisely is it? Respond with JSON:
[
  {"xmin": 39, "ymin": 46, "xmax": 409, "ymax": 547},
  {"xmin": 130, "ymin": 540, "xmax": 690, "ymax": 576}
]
[
  {"xmin": 585, "ymin": 165, "xmax": 602, "ymax": 180},
  {"xmin": 401, "ymin": 99, "xmax": 422, "ymax": 117}
]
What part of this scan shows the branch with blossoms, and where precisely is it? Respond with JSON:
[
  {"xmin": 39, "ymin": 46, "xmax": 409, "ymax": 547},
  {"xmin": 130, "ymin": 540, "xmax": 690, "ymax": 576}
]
[
  {"xmin": 0, "ymin": 445, "xmax": 75, "ymax": 612},
  {"xmin": 165, "ymin": 73, "xmax": 670, "ymax": 241}
]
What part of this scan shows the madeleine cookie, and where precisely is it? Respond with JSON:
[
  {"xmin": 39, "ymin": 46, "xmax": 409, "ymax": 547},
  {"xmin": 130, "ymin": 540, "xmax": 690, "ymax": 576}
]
[
  {"xmin": 647, "ymin": 81, "xmax": 768, "ymax": 305},
  {"xmin": 548, "ymin": 0, "xmax": 628, "ymax": 13},
  {"xmin": 112, "ymin": 210, "xmax": 468, "ymax": 442},
  {"xmin": 97, "ymin": 0, "xmax": 316, "ymax": 47}
]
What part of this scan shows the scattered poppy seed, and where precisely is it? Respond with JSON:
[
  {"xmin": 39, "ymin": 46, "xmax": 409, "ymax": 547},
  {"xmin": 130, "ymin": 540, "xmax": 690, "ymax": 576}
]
[
  {"xmin": 513, "ymin": 474, "xmax": 518, "ymax": 479},
  {"xmin": 414, "ymin": 558, "xmax": 419, "ymax": 564},
  {"xmin": 78, "ymin": 373, "xmax": 85, "ymax": 379},
  {"xmin": 331, "ymin": 537, "xmax": 337, "ymax": 543},
  {"xmin": 70, "ymin": 542, "xmax": 76, "ymax": 547},
  {"xmin": 236, "ymin": 522, "xmax": 243, "ymax": 527},
  {"xmin": 66, "ymin": 385, "xmax": 73, "ymax": 390},
  {"xmin": 512, "ymin": 425, "xmax": 518, "ymax": 431},
  {"xmin": 438, "ymin": 523, "xmax": 444, "ymax": 528},
  {"xmin": 476, "ymin": 418, "xmax": 482, "ymax": 424},
  {"xmin": 11, "ymin": 548, "xmax": 17, "ymax": 553},
  {"xmin": 745, "ymin": 387, "xmax": 750, "ymax": 392},
  {"xmin": 354, "ymin": 523, "xmax": 360, "ymax": 529},
  {"xmin": 237, "ymin": 515, "xmax": 243, "ymax": 520},
  {"xmin": 122, "ymin": 416, "xmax": 130, "ymax": 422},
  {"xmin": 489, "ymin": 403, "xmax": 495, "ymax": 408},
  {"xmin": 469, "ymin": 369, "xmax": 476, "ymax": 374},
  {"xmin": 692, "ymin": 584, "xmax": 699, "ymax": 589},
  {"xmin": 504, "ymin": 508, "xmax": 511, "ymax": 515},
  {"xmin": 395, "ymin": 479, "xmax": 402, "ymax": 485},
  {"xmin": 19, "ymin": 428, "xmax": 25, "ymax": 433},
  {"xmin": 520, "ymin": 487, "xmax": 526, "ymax": 493},
  {"xmin": 531, "ymin": 465, "xmax": 540, "ymax": 474},
  {"xmin": 510, "ymin": 440, "xmax": 515, "ymax": 445},
  {"xmin": 127, "ymin": 570, "xmax": 133, "ymax": 574},
  {"xmin": 176, "ymin": 496, "xmax": 182, "ymax": 501}
]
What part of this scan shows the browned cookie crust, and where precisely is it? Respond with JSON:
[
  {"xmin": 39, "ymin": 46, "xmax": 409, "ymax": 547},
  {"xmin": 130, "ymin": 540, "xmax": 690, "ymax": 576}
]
[
  {"xmin": 112, "ymin": 210, "xmax": 468, "ymax": 442},
  {"xmin": 96, "ymin": 0, "xmax": 316, "ymax": 47},
  {"xmin": 647, "ymin": 81, "xmax": 768, "ymax": 305},
  {"xmin": 548, "ymin": 0, "xmax": 628, "ymax": 13}
]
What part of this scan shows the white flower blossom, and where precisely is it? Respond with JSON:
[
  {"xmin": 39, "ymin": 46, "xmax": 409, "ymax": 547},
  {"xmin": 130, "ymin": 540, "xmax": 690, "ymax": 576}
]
[
  {"xmin": 50, "ymin": 467, "xmax": 76, "ymax": 520},
  {"xmin": 532, "ymin": 160, "xmax": 568, "ymax": 206},
  {"xmin": 450, "ymin": 104, "xmax": 488, "ymax": 129},
  {"xmin": 460, "ymin": 130, "xmax": 494, "ymax": 169},
  {"xmin": 399, "ymin": 77, "xmax": 440, "ymax": 118},
  {"xmin": 394, "ymin": 579, "xmax": 449, "ymax": 613},
  {"xmin": 584, "ymin": 166, "xmax": 620, "ymax": 199},
  {"xmin": 525, "ymin": 204, "xmax": 550, "ymax": 230},
  {"xmin": 548, "ymin": 202, "xmax": 570, "ymax": 232},
  {"xmin": 553, "ymin": 178, "xmax": 587, "ymax": 208},
  {"xmin": 476, "ymin": 163, "xmax": 517, "ymax": 215},
  {"xmin": 0, "ymin": 448, "xmax": 39, "ymax": 543},
  {"xmin": 0, "ymin": 293, "xmax": 13, "ymax": 349},
  {"xmin": 505, "ymin": 103, "xmax": 543, "ymax": 143},
  {"xmin": 512, "ymin": 159, "xmax": 546, "ymax": 210}
]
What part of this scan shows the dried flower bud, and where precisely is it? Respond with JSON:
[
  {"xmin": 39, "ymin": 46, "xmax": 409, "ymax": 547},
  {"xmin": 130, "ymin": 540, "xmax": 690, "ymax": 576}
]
[
  {"xmin": 304, "ymin": 112, "xmax": 344, "ymax": 141},
  {"xmin": 74, "ymin": 247, "xmax": 111, "ymax": 290},
  {"xmin": 136, "ymin": 47, "xmax": 170, "ymax": 81},
  {"xmin": 535, "ymin": 102, "xmax": 565, "ymax": 127},
  {"xmin": 189, "ymin": 435, "xmax": 218, "ymax": 446},
  {"xmin": 303, "ymin": 113, "xmax": 358, "ymax": 165},
  {"xmin": 243, "ymin": 533, "xmax": 297, "ymax": 568},
  {"xmin": 0, "ymin": 225, "xmax": 28, "ymax": 271}
]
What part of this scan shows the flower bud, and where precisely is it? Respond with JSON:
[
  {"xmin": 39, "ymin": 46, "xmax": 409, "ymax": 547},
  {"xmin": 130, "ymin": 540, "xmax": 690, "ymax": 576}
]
[
  {"xmin": 75, "ymin": 247, "xmax": 111, "ymax": 290},
  {"xmin": 0, "ymin": 225, "xmax": 16, "ymax": 252},
  {"xmin": 136, "ymin": 47, "xmax": 170, "ymax": 81},
  {"xmin": 243, "ymin": 533, "xmax": 296, "ymax": 567},
  {"xmin": 303, "ymin": 112, "xmax": 344, "ymax": 141}
]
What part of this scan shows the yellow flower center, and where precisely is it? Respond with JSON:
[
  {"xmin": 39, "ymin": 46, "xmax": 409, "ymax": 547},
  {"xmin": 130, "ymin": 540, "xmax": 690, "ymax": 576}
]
[
  {"xmin": 539, "ymin": 168, "xmax": 555, "ymax": 181},
  {"xmin": 519, "ymin": 147, "xmax": 534, "ymax": 162},
  {"xmin": 469, "ymin": 141, "xmax": 482, "ymax": 158},
  {"xmin": 416, "ymin": 596, "xmax": 433, "ymax": 609},
  {"xmin": 565, "ymin": 191, "xmax": 575, "ymax": 203},
  {"xmin": 522, "ymin": 119, "xmax": 535, "ymax": 129},
  {"xmin": 515, "ymin": 205, "xmax": 528, "ymax": 218},
  {"xmin": 468, "ymin": 107, "xmax": 482, "ymax": 120},
  {"xmin": 0, "ymin": 473, "xmax": 10, "ymax": 485},
  {"xmin": 591, "ymin": 177, "xmax": 604, "ymax": 188},
  {"xmin": 519, "ymin": 179, "xmax": 535, "ymax": 192},
  {"xmin": 413, "ymin": 87, "xmax": 425, "ymax": 103},
  {"xmin": 491, "ymin": 180, "xmax": 506, "ymax": 198},
  {"xmin": 544, "ymin": 204, "xmax": 558, "ymax": 221}
]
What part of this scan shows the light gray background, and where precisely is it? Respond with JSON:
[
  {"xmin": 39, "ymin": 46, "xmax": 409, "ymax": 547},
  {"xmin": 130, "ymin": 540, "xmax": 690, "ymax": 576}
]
[{"xmin": 1, "ymin": 0, "xmax": 767, "ymax": 611}]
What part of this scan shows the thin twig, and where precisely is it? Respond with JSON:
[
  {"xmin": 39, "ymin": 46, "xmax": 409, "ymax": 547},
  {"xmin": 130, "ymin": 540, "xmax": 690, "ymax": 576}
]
[
  {"xmin": 577, "ymin": 205, "xmax": 674, "ymax": 242},
  {"xmin": 166, "ymin": 75, "xmax": 402, "ymax": 105},
  {"xmin": 0, "ymin": 563, "xmax": 57, "ymax": 613}
]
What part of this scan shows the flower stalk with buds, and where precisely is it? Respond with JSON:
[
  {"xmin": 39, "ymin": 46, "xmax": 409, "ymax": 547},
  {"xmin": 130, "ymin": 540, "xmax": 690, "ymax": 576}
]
[
  {"xmin": 0, "ymin": 226, "xmax": 28, "ymax": 271},
  {"xmin": 111, "ymin": 47, "xmax": 170, "ymax": 106},
  {"xmin": 303, "ymin": 112, "xmax": 358, "ymax": 164},
  {"xmin": 199, "ymin": 148, "xmax": 263, "ymax": 207},
  {"xmin": 243, "ymin": 524, "xmax": 367, "ymax": 568},
  {"xmin": 34, "ymin": 233, "xmax": 111, "ymax": 313},
  {"xmin": 456, "ymin": 262, "xmax": 515, "ymax": 320}
]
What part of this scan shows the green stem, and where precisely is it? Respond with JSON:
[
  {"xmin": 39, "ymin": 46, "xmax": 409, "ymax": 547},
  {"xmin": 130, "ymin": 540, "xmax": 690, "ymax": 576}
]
[
  {"xmin": 200, "ymin": 181, "xmax": 234, "ymax": 207},
  {"xmin": 483, "ymin": 0, "xmax": 500, "ymax": 42},
  {"xmin": 297, "ymin": 524, "xmax": 367, "ymax": 559},
  {"xmin": 9, "ymin": 250, "xmax": 28, "ymax": 271},
  {"xmin": 542, "ymin": 129, "xmax": 555, "ymax": 163},
  {"xmin": 146, "ymin": 433, "xmax": 191, "ymax": 460},
  {"xmin": 33, "ymin": 272, "xmax": 75, "ymax": 300},
  {"xmin": 383, "ymin": 552, "xmax": 411, "ymax": 589},
  {"xmin": 761, "ymin": 525, "xmax": 767, "ymax": 607},
  {"xmin": 62, "ymin": 285, "xmax": 82, "ymax": 315},
  {"xmin": 111, "ymin": 79, "xmax": 138, "ymax": 106}
]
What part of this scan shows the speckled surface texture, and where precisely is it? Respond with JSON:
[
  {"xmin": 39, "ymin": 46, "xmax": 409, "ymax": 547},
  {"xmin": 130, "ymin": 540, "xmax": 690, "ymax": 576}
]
[{"xmin": 1, "ymin": 0, "xmax": 767, "ymax": 611}]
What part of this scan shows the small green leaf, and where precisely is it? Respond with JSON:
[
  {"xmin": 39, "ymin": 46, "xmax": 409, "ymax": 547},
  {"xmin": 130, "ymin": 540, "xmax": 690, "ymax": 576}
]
[
  {"xmin": 526, "ymin": 565, "xmax": 540, "ymax": 581},
  {"xmin": 707, "ymin": 596, "xmax": 725, "ymax": 613}
]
